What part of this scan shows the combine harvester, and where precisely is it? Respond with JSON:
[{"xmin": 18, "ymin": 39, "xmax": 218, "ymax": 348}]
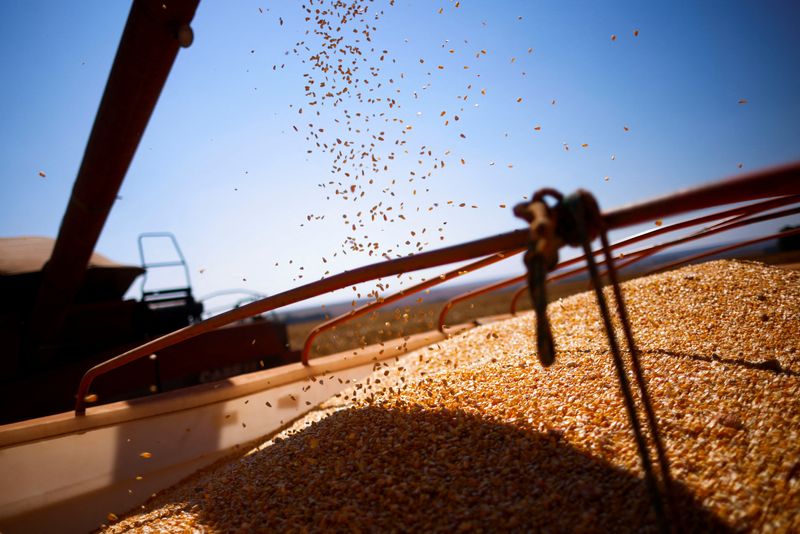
[{"xmin": 1, "ymin": 1, "xmax": 798, "ymax": 532}]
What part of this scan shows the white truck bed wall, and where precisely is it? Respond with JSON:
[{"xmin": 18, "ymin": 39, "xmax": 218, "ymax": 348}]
[{"xmin": 0, "ymin": 330, "xmax": 448, "ymax": 534}]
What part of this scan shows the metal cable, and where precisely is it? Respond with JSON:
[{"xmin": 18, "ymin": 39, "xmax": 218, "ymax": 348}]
[
  {"xmin": 599, "ymin": 230, "xmax": 680, "ymax": 530},
  {"xmin": 564, "ymin": 191, "xmax": 673, "ymax": 533},
  {"xmin": 581, "ymin": 232, "xmax": 670, "ymax": 532}
]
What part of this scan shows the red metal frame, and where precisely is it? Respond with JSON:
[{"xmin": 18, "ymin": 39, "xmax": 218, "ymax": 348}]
[
  {"xmin": 442, "ymin": 273, "xmax": 528, "ymax": 329},
  {"xmin": 75, "ymin": 230, "xmax": 529, "ymax": 413},
  {"xmin": 305, "ymin": 192, "xmax": 799, "ymax": 341},
  {"xmin": 506, "ymin": 201, "xmax": 800, "ymax": 316},
  {"xmin": 74, "ymin": 164, "xmax": 800, "ymax": 414},
  {"xmin": 643, "ymin": 227, "xmax": 800, "ymax": 275},
  {"xmin": 602, "ymin": 162, "xmax": 799, "ymax": 228},
  {"xmin": 300, "ymin": 249, "xmax": 524, "ymax": 364},
  {"xmin": 605, "ymin": 204, "xmax": 800, "ymax": 272},
  {"xmin": 467, "ymin": 195, "xmax": 800, "ymax": 320}
]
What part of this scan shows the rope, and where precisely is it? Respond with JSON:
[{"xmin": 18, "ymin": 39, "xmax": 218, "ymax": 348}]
[
  {"xmin": 598, "ymin": 229, "xmax": 679, "ymax": 529},
  {"xmin": 518, "ymin": 189, "xmax": 678, "ymax": 532}
]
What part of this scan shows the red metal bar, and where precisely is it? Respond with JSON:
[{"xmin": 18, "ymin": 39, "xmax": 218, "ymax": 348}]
[
  {"xmin": 601, "ymin": 194, "xmax": 799, "ymax": 256},
  {"xmin": 603, "ymin": 249, "xmax": 659, "ymax": 274},
  {"xmin": 301, "ymin": 249, "xmax": 524, "ymax": 364},
  {"xmin": 509, "ymin": 248, "xmax": 646, "ymax": 315},
  {"xmin": 509, "ymin": 282, "xmax": 529, "ymax": 316},
  {"xmin": 75, "ymin": 229, "xmax": 529, "ymax": 413},
  {"xmin": 644, "ymin": 227, "xmax": 800, "ymax": 275},
  {"xmin": 602, "ymin": 199, "xmax": 800, "ymax": 275},
  {"xmin": 603, "ymin": 162, "xmax": 800, "ymax": 230},
  {"xmin": 509, "ymin": 202, "xmax": 800, "ymax": 315},
  {"xmin": 74, "ymin": 164, "xmax": 799, "ymax": 414},
  {"xmin": 438, "ymin": 274, "xmax": 525, "ymax": 332},
  {"xmin": 30, "ymin": 0, "xmax": 200, "ymax": 364},
  {"xmin": 611, "ymin": 204, "xmax": 800, "ymax": 268},
  {"xmin": 438, "ymin": 245, "xmax": 630, "ymax": 330},
  {"xmin": 452, "ymin": 194, "xmax": 800, "ymax": 323},
  {"xmin": 506, "ymin": 250, "xmax": 633, "ymax": 316}
]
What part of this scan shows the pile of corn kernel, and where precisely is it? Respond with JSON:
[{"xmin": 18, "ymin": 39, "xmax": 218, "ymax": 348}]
[{"xmin": 104, "ymin": 261, "xmax": 799, "ymax": 532}]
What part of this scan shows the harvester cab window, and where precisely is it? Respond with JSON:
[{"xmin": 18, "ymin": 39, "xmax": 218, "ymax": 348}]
[{"xmin": 137, "ymin": 232, "xmax": 203, "ymax": 332}]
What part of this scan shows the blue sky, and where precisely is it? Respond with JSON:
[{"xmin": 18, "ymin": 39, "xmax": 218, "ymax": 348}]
[{"xmin": 1, "ymin": 1, "xmax": 799, "ymax": 310}]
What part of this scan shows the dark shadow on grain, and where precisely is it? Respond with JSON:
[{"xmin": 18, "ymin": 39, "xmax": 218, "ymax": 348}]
[
  {"xmin": 649, "ymin": 349, "xmax": 798, "ymax": 377},
  {"xmin": 160, "ymin": 405, "xmax": 733, "ymax": 533},
  {"xmin": 561, "ymin": 347, "xmax": 797, "ymax": 378}
]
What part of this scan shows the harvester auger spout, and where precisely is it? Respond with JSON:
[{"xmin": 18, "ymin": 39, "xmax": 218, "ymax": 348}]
[{"xmin": 27, "ymin": 0, "xmax": 200, "ymax": 368}]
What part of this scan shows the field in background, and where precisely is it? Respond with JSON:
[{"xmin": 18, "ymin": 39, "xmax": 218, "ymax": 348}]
[{"xmin": 289, "ymin": 250, "xmax": 800, "ymax": 360}]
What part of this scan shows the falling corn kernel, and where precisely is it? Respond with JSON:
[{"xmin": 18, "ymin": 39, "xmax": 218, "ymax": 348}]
[
  {"xmin": 140, "ymin": 452, "xmax": 152, "ymax": 459},
  {"xmin": 84, "ymin": 393, "xmax": 98, "ymax": 403}
]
